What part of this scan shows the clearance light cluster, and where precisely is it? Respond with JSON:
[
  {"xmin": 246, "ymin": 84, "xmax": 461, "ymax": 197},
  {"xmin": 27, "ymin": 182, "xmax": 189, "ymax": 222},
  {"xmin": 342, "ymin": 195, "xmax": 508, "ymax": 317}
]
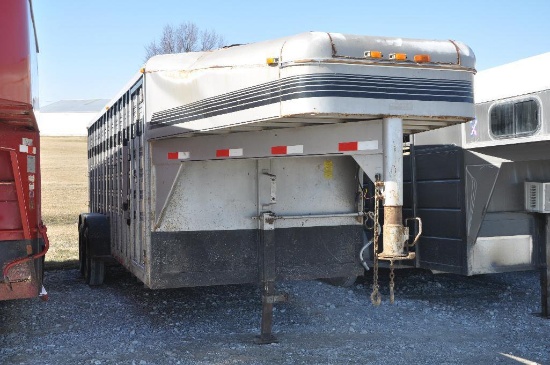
[
  {"xmin": 266, "ymin": 57, "xmax": 279, "ymax": 66},
  {"xmin": 364, "ymin": 50, "xmax": 432, "ymax": 63}
]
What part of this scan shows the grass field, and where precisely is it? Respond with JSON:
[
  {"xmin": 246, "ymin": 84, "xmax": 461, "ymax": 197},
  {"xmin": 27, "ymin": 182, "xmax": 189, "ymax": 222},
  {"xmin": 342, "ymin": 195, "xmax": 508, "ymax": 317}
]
[{"xmin": 40, "ymin": 136, "xmax": 88, "ymax": 268}]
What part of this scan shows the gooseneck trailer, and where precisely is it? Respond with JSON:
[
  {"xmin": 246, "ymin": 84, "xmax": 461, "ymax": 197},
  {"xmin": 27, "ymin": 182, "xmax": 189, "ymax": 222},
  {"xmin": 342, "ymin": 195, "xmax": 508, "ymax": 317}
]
[
  {"xmin": 0, "ymin": 0, "xmax": 49, "ymax": 301},
  {"xmin": 79, "ymin": 32, "xmax": 475, "ymax": 341}
]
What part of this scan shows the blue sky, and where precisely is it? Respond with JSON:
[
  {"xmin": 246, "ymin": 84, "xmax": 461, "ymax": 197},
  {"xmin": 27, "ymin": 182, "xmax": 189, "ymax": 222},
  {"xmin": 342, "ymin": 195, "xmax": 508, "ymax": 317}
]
[{"xmin": 34, "ymin": 0, "xmax": 550, "ymax": 106}]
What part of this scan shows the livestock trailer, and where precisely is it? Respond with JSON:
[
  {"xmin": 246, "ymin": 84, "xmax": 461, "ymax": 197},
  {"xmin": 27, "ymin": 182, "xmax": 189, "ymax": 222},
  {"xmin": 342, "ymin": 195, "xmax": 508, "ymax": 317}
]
[
  {"xmin": 406, "ymin": 53, "xmax": 550, "ymax": 276},
  {"xmin": 0, "ymin": 0, "xmax": 49, "ymax": 301},
  {"xmin": 79, "ymin": 32, "xmax": 475, "ymax": 341}
]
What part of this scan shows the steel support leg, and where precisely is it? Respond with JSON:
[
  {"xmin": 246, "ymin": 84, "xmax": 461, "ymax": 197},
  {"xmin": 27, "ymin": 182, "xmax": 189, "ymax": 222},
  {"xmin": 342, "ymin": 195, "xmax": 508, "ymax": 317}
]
[
  {"xmin": 259, "ymin": 281, "xmax": 277, "ymax": 344},
  {"xmin": 256, "ymin": 212, "xmax": 279, "ymax": 344}
]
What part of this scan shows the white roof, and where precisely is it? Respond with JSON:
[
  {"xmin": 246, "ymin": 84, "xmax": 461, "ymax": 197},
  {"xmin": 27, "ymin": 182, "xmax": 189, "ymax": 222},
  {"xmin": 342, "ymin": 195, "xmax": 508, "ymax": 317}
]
[
  {"xmin": 475, "ymin": 52, "xmax": 550, "ymax": 103},
  {"xmin": 38, "ymin": 99, "xmax": 109, "ymax": 136},
  {"xmin": 40, "ymin": 99, "xmax": 109, "ymax": 113},
  {"xmin": 145, "ymin": 32, "xmax": 475, "ymax": 72}
]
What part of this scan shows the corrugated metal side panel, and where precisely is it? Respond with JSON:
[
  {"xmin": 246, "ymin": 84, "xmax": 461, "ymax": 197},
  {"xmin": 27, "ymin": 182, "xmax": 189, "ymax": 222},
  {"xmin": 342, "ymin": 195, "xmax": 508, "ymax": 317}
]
[{"xmin": 404, "ymin": 145, "xmax": 467, "ymax": 274}]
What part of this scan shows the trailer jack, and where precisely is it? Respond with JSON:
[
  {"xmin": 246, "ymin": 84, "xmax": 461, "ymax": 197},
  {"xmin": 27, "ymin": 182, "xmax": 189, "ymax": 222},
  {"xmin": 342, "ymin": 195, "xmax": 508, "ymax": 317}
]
[
  {"xmin": 365, "ymin": 117, "xmax": 422, "ymax": 304},
  {"xmin": 370, "ymin": 179, "xmax": 422, "ymax": 305},
  {"xmin": 256, "ymin": 281, "xmax": 288, "ymax": 344},
  {"xmin": 255, "ymin": 212, "xmax": 288, "ymax": 344}
]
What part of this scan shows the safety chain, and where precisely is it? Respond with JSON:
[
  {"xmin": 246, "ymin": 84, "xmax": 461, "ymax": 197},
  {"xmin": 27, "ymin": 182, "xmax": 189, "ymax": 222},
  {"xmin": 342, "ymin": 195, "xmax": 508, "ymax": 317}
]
[
  {"xmin": 370, "ymin": 179, "xmax": 384, "ymax": 306},
  {"xmin": 389, "ymin": 259, "xmax": 395, "ymax": 304}
]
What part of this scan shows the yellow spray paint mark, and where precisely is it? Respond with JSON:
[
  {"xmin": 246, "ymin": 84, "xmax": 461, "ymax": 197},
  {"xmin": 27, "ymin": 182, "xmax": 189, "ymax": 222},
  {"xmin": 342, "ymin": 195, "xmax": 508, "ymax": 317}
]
[{"xmin": 324, "ymin": 160, "xmax": 333, "ymax": 179}]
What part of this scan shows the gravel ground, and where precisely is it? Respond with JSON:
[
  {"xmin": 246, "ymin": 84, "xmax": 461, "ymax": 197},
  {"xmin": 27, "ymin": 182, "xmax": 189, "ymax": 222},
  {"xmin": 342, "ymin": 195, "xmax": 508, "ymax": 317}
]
[{"xmin": 1, "ymin": 266, "xmax": 549, "ymax": 365}]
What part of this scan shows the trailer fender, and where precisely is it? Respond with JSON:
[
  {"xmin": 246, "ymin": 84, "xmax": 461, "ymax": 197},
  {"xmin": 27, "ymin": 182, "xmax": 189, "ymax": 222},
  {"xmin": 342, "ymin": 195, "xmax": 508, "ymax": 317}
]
[{"xmin": 78, "ymin": 213, "xmax": 111, "ymax": 259}]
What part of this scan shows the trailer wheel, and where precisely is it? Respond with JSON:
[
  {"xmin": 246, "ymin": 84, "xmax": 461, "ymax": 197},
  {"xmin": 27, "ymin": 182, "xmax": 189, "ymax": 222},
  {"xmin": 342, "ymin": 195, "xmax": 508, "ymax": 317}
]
[{"xmin": 83, "ymin": 227, "xmax": 105, "ymax": 286}]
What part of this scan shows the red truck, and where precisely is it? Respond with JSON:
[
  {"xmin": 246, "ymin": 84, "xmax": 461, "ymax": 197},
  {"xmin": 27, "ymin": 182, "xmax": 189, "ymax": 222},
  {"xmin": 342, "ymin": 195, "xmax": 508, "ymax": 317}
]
[{"xmin": 0, "ymin": 0, "xmax": 49, "ymax": 300}]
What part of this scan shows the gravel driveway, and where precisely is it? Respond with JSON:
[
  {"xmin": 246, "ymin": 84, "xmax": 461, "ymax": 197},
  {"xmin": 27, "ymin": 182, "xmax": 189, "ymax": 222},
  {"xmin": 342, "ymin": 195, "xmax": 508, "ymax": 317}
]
[{"xmin": 1, "ymin": 266, "xmax": 549, "ymax": 364}]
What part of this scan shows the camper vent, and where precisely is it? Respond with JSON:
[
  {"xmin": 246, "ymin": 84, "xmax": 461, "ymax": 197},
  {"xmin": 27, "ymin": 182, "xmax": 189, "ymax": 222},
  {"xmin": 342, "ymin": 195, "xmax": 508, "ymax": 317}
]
[
  {"xmin": 524, "ymin": 182, "xmax": 550, "ymax": 213},
  {"xmin": 529, "ymin": 184, "xmax": 538, "ymax": 209}
]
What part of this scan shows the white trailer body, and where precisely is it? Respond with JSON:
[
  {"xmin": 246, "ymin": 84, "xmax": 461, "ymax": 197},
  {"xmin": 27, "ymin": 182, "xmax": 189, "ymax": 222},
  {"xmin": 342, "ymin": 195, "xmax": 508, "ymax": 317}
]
[
  {"xmin": 80, "ymin": 32, "xmax": 475, "ymax": 341},
  {"xmin": 410, "ymin": 52, "xmax": 550, "ymax": 275}
]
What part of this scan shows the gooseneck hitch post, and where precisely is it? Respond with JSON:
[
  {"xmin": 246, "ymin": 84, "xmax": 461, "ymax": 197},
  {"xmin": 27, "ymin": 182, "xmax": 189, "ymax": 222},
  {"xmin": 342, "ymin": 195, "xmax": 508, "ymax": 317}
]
[
  {"xmin": 379, "ymin": 117, "xmax": 414, "ymax": 261},
  {"xmin": 370, "ymin": 117, "xmax": 419, "ymax": 305}
]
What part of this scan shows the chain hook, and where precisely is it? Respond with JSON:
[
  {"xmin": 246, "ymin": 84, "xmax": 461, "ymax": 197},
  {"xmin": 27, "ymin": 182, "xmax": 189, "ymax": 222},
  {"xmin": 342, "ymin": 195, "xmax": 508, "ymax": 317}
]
[
  {"xmin": 370, "ymin": 177, "xmax": 384, "ymax": 306},
  {"xmin": 389, "ymin": 259, "xmax": 395, "ymax": 304}
]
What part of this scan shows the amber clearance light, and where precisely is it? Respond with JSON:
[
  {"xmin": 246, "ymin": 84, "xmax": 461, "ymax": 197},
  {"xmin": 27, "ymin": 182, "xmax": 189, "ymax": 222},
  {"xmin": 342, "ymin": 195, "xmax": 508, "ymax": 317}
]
[
  {"xmin": 389, "ymin": 53, "xmax": 407, "ymax": 61},
  {"xmin": 414, "ymin": 54, "xmax": 431, "ymax": 63},
  {"xmin": 364, "ymin": 50, "xmax": 383, "ymax": 59}
]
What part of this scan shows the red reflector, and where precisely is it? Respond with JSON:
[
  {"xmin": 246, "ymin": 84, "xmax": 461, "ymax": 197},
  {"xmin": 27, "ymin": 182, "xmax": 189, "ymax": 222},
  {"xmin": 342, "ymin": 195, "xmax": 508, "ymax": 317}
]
[
  {"xmin": 338, "ymin": 142, "xmax": 358, "ymax": 152},
  {"xmin": 271, "ymin": 146, "xmax": 287, "ymax": 155},
  {"xmin": 167, "ymin": 152, "xmax": 179, "ymax": 160},
  {"xmin": 216, "ymin": 149, "xmax": 230, "ymax": 157}
]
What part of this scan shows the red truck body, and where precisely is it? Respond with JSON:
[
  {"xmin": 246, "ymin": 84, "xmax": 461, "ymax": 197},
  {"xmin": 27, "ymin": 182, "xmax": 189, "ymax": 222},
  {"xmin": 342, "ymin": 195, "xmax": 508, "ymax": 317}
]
[{"xmin": 0, "ymin": 0, "xmax": 48, "ymax": 300}]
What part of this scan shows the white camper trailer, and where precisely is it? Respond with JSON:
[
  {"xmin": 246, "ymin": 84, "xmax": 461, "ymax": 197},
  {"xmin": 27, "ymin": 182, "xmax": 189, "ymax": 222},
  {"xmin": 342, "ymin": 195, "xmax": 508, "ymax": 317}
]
[
  {"xmin": 407, "ymin": 52, "xmax": 550, "ymax": 276},
  {"xmin": 78, "ymin": 32, "xmax": 475, "ymax": 341}
]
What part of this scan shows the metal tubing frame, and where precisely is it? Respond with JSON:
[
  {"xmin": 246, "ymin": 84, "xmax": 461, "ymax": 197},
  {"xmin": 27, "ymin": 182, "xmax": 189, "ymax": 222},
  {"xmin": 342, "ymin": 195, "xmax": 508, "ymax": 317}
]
[{"xmin": 253, "ymin": 212, "xmax": 365, "ymax": 220}]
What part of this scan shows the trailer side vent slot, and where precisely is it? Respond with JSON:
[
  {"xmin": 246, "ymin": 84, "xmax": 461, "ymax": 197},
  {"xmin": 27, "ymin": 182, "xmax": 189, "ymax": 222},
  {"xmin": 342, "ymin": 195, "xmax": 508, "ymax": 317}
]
[{"xmin": 529, "ymin": 184, "xmax": 538, "ymax": 210}]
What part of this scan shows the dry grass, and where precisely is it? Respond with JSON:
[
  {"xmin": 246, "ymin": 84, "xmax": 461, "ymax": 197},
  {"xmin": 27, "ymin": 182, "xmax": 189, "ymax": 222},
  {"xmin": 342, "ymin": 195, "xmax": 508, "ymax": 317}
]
[{"xmin": 40, "ymin": 136, "xmax": 88, "ymax": 267}]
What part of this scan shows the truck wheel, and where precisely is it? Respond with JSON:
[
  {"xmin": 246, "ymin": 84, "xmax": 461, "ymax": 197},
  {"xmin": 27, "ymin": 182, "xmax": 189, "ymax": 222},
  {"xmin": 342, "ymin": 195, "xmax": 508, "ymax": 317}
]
[{"xmin": 83, "ymin": 227, "xmax": 105, "ymax": 286}]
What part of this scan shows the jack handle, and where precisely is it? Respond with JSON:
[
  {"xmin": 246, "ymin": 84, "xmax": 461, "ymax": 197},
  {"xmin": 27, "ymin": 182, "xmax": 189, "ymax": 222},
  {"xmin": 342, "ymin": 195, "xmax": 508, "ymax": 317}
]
[{"xmin": 405, "ymin": 217, "xmax": 422, "ymax": 248}]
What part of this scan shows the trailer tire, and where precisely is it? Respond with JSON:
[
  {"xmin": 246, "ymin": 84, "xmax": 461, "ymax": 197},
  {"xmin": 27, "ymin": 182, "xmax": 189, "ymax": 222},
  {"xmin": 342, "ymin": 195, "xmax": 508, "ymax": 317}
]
[
  {"xmin": 83, "ymin": 227, "xmax": 105, "ymax": 286},
  {"xmin": 78, "ymin": 225, "xmax": 86, "ymax": 277},
  {"xmin": 86, "ymin": 257, "xmax": 105, "ymax": 286}
]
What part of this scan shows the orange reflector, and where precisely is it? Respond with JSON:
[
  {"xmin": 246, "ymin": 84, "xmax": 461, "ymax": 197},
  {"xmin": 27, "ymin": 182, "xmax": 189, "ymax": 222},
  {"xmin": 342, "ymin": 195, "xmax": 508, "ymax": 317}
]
[
  {"xmin": 364, "ymin": 50, "xmax": 383, "ymax": 58},
  {"xmin": 389, "ymin": 53, "xmax": 407, "ymax": 61},
  {"xmin": 266, "ymin": 57, "xmax": 279, "ymax": 66},
  {"xmin": 414, "ymin": 54, "xmax": 431, "ymax": 63}
]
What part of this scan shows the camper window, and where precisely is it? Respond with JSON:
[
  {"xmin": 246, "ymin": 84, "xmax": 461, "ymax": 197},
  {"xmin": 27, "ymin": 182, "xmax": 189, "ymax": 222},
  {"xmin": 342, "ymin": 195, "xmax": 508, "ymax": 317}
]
[{"xmin": 490, "ymin": 99, "xmax": 539, "ymax": 138}]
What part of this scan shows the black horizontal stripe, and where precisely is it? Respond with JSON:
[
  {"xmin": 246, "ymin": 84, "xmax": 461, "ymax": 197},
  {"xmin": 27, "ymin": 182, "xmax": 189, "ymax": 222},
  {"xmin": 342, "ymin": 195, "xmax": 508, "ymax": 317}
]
[
  {"xmin": 151, "ymin": 74, "xmax": 471, "ymax": 124},
  {"xmin": 152, "ymin": 74, "xmax": 470, "ymax": 116},
  {"xmin": 151, "ymin": 74, "xmax": 471, "ymax": 122},
  {"xmin": 150, "ymin": 73, "xmax": 473, "ymax": 129}
]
